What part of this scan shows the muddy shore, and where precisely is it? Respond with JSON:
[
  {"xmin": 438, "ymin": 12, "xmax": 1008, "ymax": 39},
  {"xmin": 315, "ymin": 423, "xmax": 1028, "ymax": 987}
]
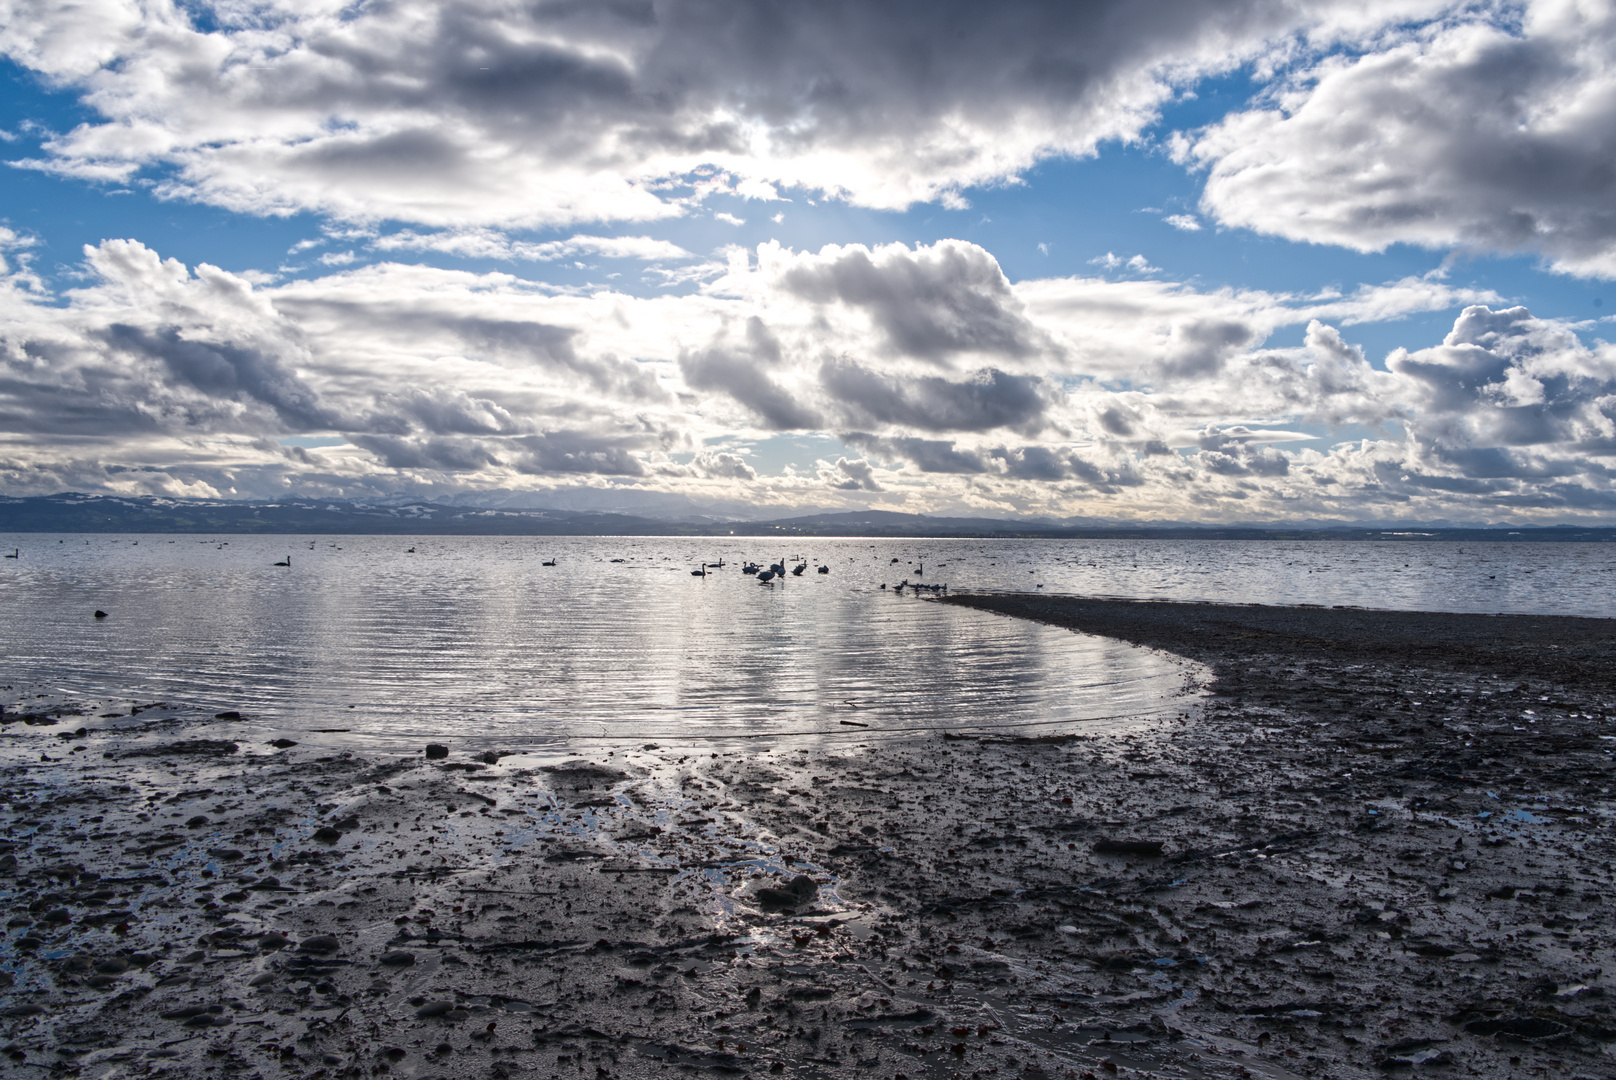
[{"xmin": 2, "ymin": 594, "xmax": 1615, "ymax": 1080}]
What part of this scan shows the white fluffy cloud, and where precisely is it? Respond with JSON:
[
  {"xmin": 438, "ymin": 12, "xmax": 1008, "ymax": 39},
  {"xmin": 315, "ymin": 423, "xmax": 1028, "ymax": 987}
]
[
  {"xmin": 7, "ymin": 233, "xmax": 1615, "ymax": 520},
  {"xmin": 3, "ymin": 0, "xmax": 1453, "ymax": 228},
  {"xmin": 1182, "ymin": 1, "xmax": 1616, "ymax": 276}
]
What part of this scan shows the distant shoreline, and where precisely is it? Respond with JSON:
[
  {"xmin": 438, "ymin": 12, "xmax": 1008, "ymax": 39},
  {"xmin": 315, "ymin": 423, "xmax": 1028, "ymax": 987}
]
[{"xmin": 4, "ymin": 493, "xmax": 1615, "ymax": 539}]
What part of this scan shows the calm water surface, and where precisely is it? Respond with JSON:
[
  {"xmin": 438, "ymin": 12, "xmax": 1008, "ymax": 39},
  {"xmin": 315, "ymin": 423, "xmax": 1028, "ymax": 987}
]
[{"xmin": 0, "ymin": 534, "xmax": 1608, "ymax": 751}]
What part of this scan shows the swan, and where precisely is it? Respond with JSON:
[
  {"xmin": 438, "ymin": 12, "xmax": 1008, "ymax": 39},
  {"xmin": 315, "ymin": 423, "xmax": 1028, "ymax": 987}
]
[
  {"xmin": 691, "ymin": 564, "xmax": 707, "ymax": 577},
  {"xmin": 542, "ymin": 558, "xmax": 557, "ymax": 566},
  {"xmin": 791, "ymin": 562, "xmax": 807, "ymax": 576},
  {"xmin": 273, "ymin": 555, "xmax": 291, "ymax": 567},
  {"xmin": 757, "ymin": 569, "xmax": 777, "ymax": 583},
  {"xmin": 3, "ymin": 549, "xmax": 16, "ymax": 559}
]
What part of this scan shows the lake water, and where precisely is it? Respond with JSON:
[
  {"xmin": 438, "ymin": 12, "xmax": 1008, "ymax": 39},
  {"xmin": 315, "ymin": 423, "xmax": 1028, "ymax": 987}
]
[{"xmin": 1, "ymin": 534, "xmax": 1610, "ymax": 752}]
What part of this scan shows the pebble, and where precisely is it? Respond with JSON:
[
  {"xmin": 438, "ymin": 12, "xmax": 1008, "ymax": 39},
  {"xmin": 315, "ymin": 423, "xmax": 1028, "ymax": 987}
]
[
  {"xmin": 425, "ymin": 744, "xmax": 449, "ymax": 760},
  {"xmin": 269, "ymin": 738, "xmax": 297, "ymax": 749},
  {"xmin": 213, "ymin": 711, "xmax": 241, "ymax": 720},
  {"xmin": 299, "ymin": 934, "xmax": 340, "ymax": 954},
  {"xmin": 258, "ymin": 933, "xmax": 290, "ymax": 950},
  {"xmin": 248, "ymin": 972, "xmax": 276, "ymax": 987},
  {"xmin": 379, "ymin": 950, "xmax": 416, "ymax": 966},
  {"xmin": 312, "ymin": 826, "xmax": 343, "ymax": 843},
  {"xmin": 415, "ymin": 1000, "xmax": 454, "ymax": 1018},
  {"xmin": 94, "ymin": 957, "xmax": 129, "ymax": 974}
]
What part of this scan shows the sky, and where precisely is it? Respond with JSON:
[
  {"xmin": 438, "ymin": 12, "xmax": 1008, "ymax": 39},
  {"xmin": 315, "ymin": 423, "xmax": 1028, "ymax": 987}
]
[{"xmin": 1, "ymin": 1, "xmax": 1615, "ymax": 524}]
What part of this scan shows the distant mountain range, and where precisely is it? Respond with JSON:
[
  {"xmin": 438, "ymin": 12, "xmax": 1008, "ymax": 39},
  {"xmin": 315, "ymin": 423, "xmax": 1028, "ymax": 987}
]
[{"xmin": 2, "ymin": 493, "xmax": 1614, "ymax": 541}]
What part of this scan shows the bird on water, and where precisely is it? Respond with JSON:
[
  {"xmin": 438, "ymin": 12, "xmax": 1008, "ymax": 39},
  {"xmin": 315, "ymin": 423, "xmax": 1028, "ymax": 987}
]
[{"xmin": 273, "ymin": 555, "xmax": 291, "ymax": 567}]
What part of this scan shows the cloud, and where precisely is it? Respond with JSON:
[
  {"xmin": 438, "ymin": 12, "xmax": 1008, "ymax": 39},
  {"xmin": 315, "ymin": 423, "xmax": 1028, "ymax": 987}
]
[
  {"xmin": 691, "ymin": 450, "xmax": 756, "ymax": 481},
  {"xmin": 1089, "ymin": 252, "xmax": 1159, "ymax": 274},
  {"xmin": 819, "ymin": 359, "xmax": 1050, "ymax": 433},
  {"xmin": 1183, "ymin": 3, "xmax": 1616, "ymax": 277},
  {"xmin": 822, "ymin": 456, "xmax": 882, "ymax": 491},
  {"xmin": 1164, "ymin": 214, "xmax": 1201, "ymax": 231},
  {"xmin": 679, "ymin": 316, "xmax": 824, "ymax": 430},
  {"xmin": 778, "ymin": 240, "xmax": 1047, "ymax": 364},
  {"xmin": 2, "ymin": 0, "xmax": 1453, "ymax": 228},
  {"xmin": 371, "ymin": 231, "xmax": 694, "ymax": 263},
  {"xmin": 7, "ymin": 235, "xmax": 1616, "ymax": 521}
]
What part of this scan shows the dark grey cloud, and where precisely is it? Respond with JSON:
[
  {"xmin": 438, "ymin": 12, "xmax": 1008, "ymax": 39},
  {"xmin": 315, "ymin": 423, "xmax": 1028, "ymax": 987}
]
[
  {"xmin": 1160, "ymin": 318, "xmax": 1257, "ymax": 378},
  {"xmin": 819, "ymin": 359, "xmax": 1049, "ymax": 433},
  {"xmin": 348, "ymin": 434, "xmax": 502, "ymax": 471},
  {"xmin": 841, "ymin": 433, "xmax": 990, "ymax": 474},
  {"xmin": 101, "ymin": 323, "xmax": 342, "ymax": 431},
  {"xmin": 782, "ymin": 242, "xmax": 1045, "ymax": 363},
  {"xmin": 680, "ymin": 317, "xmax": 822, "ymax": 430},
  {"xmin": 1195, "ymin": 427, "xmax": 1290, "ymax": 477},
  {"xmin": 16, "ymin": 0, "xmax": 1395, "ymax": 224},
  {"xmin": 512, "ymin": 431, "xmax": 649, "ymax": 476}
]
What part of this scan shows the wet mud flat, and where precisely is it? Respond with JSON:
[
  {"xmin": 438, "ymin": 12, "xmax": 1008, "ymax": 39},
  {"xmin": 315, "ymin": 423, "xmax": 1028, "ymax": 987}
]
[{"xmin": 0, "ymin": 597, "xmax": 1613, "ymax": 1080}]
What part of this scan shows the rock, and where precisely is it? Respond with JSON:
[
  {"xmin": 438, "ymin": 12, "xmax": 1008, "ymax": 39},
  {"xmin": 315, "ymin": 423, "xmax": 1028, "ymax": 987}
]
[
  {"xmin": 185, "ymin": 815, "xmax": 209, "ymax": 828},
  {"xmin": 93, "ymin": 610, "xmax": 108, "ymax": 619},
  {"xmin": 214, "ymin": 711, "xmax": 242, "ymax": 720},
  {"xmin": 425, "ymin": 744, "xmax": 449, "ymax": 760},
  {"xmin": 207, "ymin": 848, "xmax": 243, "ymax": 860},
  {"xmin": 756, "ymin": 874, "xmax": 819, "ymax": 912},
  {"xmin": 380, "ymin": 950, "xmax": 416, "ymax": 966},
  {"xmin": 15, "ymin": 936, "xmax": 42, "ymax": 951},
  {"xmin": 1092, "ymin": 839, "xmax": 1165, "ymax": 856},
  {"xmin": 312, "ymin": 826, "xmax": 343, "ymax": 843},
  {"xmin": 415, "ymin": 1000, "xmax": 454, "ymax": 1018},
  {"xmin": 2, "ymin": 1004, "xmax": 46, "ymax": 1018},
  {"xmin": 248, "ymin": 876, "xmax": 283, "ymax": 891},
  {"xmin": 480, "ymin": 751, "xmax": 499, "ymax": 764},
  {"xmin": 299, "ymin": 935, "xmax": 340, "ymax": 954},
  {"xmin": 1463, "ymin": 1016, "xmax": 1572, "ymax": 1042},
  {"xmin": 179, "ymin": 950, "xmax": 206, "ymax": 964},
  {"xmin": 269, "ymin": 739, "xmax": 297, "ymax": 749},
  {"xmin": 41, "ymin": 908, "xmax": 70, "ymax": 924},
  {"xmin": 119, "ymin": 740, "xmax": 238, "ymax": 759},
  {"xmin": 94, "ymin": 957, "xmax": 129, "ymax": 974},
  {"xmin": 258, "ymin": 933, "xmax": 290, "ymax": 950},
  {"xmin": 248, "ymin": 972, "xmax": 276, "ymax": 987}
]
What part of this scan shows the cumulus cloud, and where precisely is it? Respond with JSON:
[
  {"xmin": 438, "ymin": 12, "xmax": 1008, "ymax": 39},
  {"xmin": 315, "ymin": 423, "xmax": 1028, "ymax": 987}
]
[
  {"xmin": 2, "ymin": 0, "xmax": 1452, "ymax": 228},
  {"xmin": 779, "ymin": 240, "xmax": 1048, "ymax": 365},
  {"xmin": 4, "ymin": 234, "xmax": 1616, "ymax": 520},
  {"xmin": 1183, "ymin": 2, "xmax": 1616, "ymax": 276}
]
